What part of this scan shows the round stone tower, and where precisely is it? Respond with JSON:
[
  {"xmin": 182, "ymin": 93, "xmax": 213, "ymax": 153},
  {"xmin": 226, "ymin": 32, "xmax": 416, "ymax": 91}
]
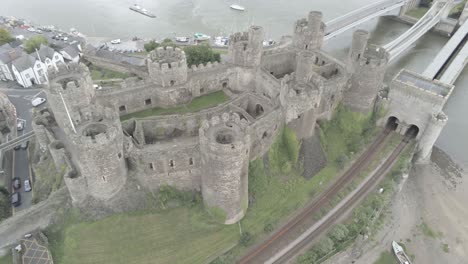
[
  {"xmin": 199, "ymin": 113, "xmax": 250, "ymax": 224},
  {"xmin": 347, "ymin": 29, "xmax": 369, "ymax": 74},
  {"xmin": 417, "ymin": 112, "xmax": 448, "ymax": 162},
  {"xmin": 343, "ymin": 44, "xmax": 389, "ymax": 113},
  {"xmin": 147, "ymin": 46, "xmax": 188, "ymax": 87},
  {"xmin": 228, "ymin": 25, "xmax": 264, "ymax": 68},
  {"xmin": 295, "ymin": 51, "xmax": 318, "ymax": 84},
  {"xmin": 45, "ymin": 63, "xmax": 95, "ymax": 130},
  {"xmin": 293, "ymin": 11, "xmax": 325, "ymax": 51},
  {"xmin": 71, "ymin": 105, "xmax": 127, "ymax": 200}
]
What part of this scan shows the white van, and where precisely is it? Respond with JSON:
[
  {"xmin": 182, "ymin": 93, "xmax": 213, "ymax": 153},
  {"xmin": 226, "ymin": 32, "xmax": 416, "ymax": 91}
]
[{"xmin": 31, "ymin": 97, "xmax": 46, "ymax": 107}]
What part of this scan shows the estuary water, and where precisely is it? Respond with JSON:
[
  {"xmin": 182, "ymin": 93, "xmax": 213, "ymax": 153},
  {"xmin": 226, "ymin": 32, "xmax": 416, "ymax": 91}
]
[{"xmin": 1, "ymin": 0, "xmax": 466, "ymax": 167}]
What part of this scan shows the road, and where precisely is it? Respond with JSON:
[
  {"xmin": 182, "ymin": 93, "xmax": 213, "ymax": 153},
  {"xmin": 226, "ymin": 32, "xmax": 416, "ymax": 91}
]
[{"xmin": 1, "ymin": 86, "xmax": 46, "ymax": 213}]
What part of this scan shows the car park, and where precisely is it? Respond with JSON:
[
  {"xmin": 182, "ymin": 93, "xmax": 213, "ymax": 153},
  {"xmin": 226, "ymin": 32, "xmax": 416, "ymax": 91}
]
[
  {"xmin": 11, "ymin": 192, "xmax": 21, "ymax": 207},
  {"xmin": 31, "ymin": 97, "xmax": 46, "ymax": 107},
  {"xmin": 24, "ymin": 180, "xmax": 32, "ymax": 192},
  {"xmin": 12, "ymin": 177, "xmax": 21, "ymax": 190}
]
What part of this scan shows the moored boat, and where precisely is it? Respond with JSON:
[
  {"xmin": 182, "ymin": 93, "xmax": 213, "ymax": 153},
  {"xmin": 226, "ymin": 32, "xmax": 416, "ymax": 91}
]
[
  {"xmin": 129, "ymin": 4, "xmax": 156, "ymax": 18},
  {"xmin": 230, "ymin": 4, "xmax": 245, "ymax": 11},
  {"xmin": 194, "ymin": 33, "xmax": 211, "ymax": 41},
  {"xmin": 392, "ymin": 241, "xmax": 412, "ymax": 264}
]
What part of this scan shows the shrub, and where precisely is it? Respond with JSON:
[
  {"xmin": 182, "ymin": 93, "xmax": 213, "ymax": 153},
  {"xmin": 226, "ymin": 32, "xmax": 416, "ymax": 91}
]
[
  {"xmin": 239, "ymin": 232, "xmax": 253, "ymax": 247},
  {"xmin": 24, "ymin": 36, "xmax": 48, "ymax": 53},
  {"xmin": 0, "ymin": 28, "xmax": 14, "ymax": 46},
  {"xmin": 184, "ymin": 45, "xmax": 221, "ymax": 67}
]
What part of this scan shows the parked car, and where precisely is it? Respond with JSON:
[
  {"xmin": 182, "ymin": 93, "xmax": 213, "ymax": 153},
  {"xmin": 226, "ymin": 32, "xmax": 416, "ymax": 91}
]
[
  {"xmin": 31, "ymin": 97, "xmax": 46, "ymax": 107},
  {"xmin": 11, "ymin": 192, "xmax": 21, "ymax": 207},
  {"xmin": 12, "ymin": 177, "xmax": 21, "ymax": 190},
  {"xmin": 24, "ymin": 180, "xmax": 32, "ymax": 192},
  {"xmin": 20, "ymin": 141, "xmax": 29, "ymax": 150},
  {"xmin": 17, "ymin": 120, "xmax": 24, "ymax": 131},
  {"xmin": 27, "ymin": 27, "xmax": 36, "ymax": 32}
]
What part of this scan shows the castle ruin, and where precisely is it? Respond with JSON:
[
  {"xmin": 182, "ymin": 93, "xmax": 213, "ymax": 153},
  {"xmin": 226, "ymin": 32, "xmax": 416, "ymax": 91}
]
[{"xmin": 33, "ymin": 10, "xmax": 449, "ymax": 224}]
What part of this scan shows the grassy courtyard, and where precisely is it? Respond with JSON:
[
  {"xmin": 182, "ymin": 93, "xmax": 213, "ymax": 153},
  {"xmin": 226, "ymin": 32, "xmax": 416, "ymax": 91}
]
[
  {"xmin": 89, "ymin": 65, "xmax": 131, "ymax": 80},
  {"xmin": 47, "ymin": 106, "xmax": 382, "ymax": 264},
  {"xmin": 120, "ymin": 90, "xmax": 229, "ymax": 121}
]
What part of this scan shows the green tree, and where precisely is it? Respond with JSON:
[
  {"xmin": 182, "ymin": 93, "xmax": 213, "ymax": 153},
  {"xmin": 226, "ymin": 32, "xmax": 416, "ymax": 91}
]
[
  {"xmin": 183, "ymin": 45, "xmax": 221, "ymax": 67},
  {"xmin": 0, "ymin": 28, "xmax": 14, "ymax": 46},
  {"xmin": 24, "ymin": 36, "xmax": 48, "ymax": 53},
  {"xmin": 239, "ymin": 232, "xmax": 253, "ymax": 247},
  {"xmin": 0, "ymin": 187, "xmax": 10, "ymax": 220},
  {"xmin": 144, "ymin": 40, "xmax": 160, "ymax": 52},
  {"xmin": 313, "ymin": 236, "xmax": 334, "ymax": 258},
  {"xmin": 329, "ymin": 224, "xmax": 349, "ymax": 243}
]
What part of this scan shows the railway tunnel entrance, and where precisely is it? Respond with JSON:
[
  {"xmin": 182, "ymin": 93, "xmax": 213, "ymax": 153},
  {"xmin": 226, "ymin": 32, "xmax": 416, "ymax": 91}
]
[
  {"xmin": 405, "ymin": 124, "xmax": 419, "ymax": 139},
  {"xmin": 386, "ymin": 116, "xmax": 399, "ymax": 131}
]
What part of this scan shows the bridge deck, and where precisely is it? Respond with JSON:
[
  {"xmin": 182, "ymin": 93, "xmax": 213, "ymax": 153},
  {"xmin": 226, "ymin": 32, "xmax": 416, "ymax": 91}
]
[
  {"xmin": 423, "ymin": 21, "xmax": 468, "ymax": 79},
  {"xmin": 397, "ymin": 70, "xmax": 452, "ymax": 96},
  {"xmin": 439, "ymin": 36, "xmax": 468, "ymax": 84}
]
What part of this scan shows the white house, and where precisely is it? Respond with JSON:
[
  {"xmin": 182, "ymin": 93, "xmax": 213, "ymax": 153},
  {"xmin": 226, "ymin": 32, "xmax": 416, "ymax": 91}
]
[
  {"xmin": 11, "ymin": 54, "xmax": 48, "ymax": 88},
  {"xmin": 0, "ymin": 44, "xmax": 24, "ymax": 82},
  {"xmin": 60, "ymin": 45, "xmax": 80, "ymax": 63},
  {"xmin": 34, "ymin": 44, "xmax": 65, "ymax": 71}
]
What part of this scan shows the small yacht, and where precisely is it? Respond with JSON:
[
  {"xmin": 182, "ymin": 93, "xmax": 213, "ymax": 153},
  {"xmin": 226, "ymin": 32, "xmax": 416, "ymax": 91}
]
[
  {"xmin": 194, "ymin": 33, "xmax": 211, "ymax": 41},
  {"xmin": 392, "ymin": 241, "xmax": 412, "ymax": 264},
  {"xmin": 129, "ymin": 4, "xmax": 156, "ymax": 18},
  {"xmin": 175, "ymin": 37, "xmax": 190, "ymax": 43},
  {"xmin": 230, "ymin": 4, "xmax": 245, "ymax": 11},
  {"xmin": 214, "ymin": 36, "xmax": 229, "ymax": 47}
]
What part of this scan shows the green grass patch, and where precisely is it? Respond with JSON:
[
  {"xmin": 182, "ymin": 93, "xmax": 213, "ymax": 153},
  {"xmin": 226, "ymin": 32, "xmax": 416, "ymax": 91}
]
[
  {"xmin": 373, "ymin": 251, "xmax": 396, "ymax": 264},
  {"xmin": 120, "ymin": 90, "xmax": 229, "ymax": 120},
  {"xmin": 0, "ymin": 253, "xmax": 12, "ymax": 264},
  {"xmin": 442, "ymin": 243, "xmax": 450, "ymax": 253},
  {"xmin": 89, "ymin": 64, "xmax": 131, "ymax": 80},
  {"xmin": 449, "ymin": 0, "xmax": 467, "ymax": 19},
  {"xmin": 419, "ymin": 220, "xmax": 439, "ymax": 239},
  {"xmin": 406, "ymin": 7, "xmax": 430, "ymax": 19}
]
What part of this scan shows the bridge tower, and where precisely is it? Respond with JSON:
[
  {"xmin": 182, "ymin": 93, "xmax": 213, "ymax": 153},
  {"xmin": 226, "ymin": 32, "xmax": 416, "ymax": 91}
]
[
  {"xmin": 228, "ymin": 25, "xmax": 264, "ymax": 68},
  {"xmin": 199, "ymin": 113, "xmax": 250, "ymax": 224},
  {"xmin": 416, "ymin": 112, "xmax": 447, "ymax": 162},
  {"xmin": 293, "ymin": 11, "xmax": 325, "ymax": 51},
  {"xmin": 343, "ymin": 43, "xmax": 389, "ymax": 113},
  {"xmin": 147, "ymin": 46, "xmax": 188, "ymax": 87}
]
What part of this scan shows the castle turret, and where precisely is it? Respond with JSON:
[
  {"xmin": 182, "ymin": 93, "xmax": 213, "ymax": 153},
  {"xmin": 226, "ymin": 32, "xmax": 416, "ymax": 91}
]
[
  {"xmin": 70, "ymin": 105, "xmax": 127, "ymax": 200},
  {"xmin": 416, "ymin": 112, "xmax": 448, "ymax": 162},
  {"xmin": 343, "ymin": 44, "xmax": 389, "ymax": 113},
  {"xmin": 347, "ymin": 30, "xmax": 369, "ymax": 74},
  {"xmin": 199, "ymin": 113, "xmax": 250, "ymax": 224},
  {"xmin": 293, "ymin": 11, "xmax": 325, "ymax": 51},
  {"xmin": 147, "ymin": 46, "xmax": 188, "ymax": 87},
  {"xmin": 228, "ymin": 25, "xmax": 264, "ymax": 68},
  {"xmin": 44, "ymin": 63, "xmax": 95, "ymax": 130}
]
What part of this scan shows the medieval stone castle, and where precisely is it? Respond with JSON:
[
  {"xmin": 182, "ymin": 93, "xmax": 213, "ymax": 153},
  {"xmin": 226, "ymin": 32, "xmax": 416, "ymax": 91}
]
[{"xmin": 32, "ymin": 10, "xmax": 451, "ymax": 224}]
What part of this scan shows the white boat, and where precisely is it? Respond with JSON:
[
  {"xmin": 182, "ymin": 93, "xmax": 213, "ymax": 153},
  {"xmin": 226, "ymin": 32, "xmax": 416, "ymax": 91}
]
[
  {"xmin": 230, "ymin": 4, "xmax": 245, "ymax": 11},
  {"xmin": 194, "ymin": 33, "xmax": 211, "ymax": 41},
  {"xmin": 129, "ymin": 4, "xmax": 156, "ymax": 18},
  {"xmin": 263, "ymin": 39, "xmax": 275, "ymax": 47},
  {"xmin": 392, "ymin": 241, "xmax": 412, "ymax": 264},
  {"xmin": 175, "ymin": 37, "xmax": 190, "ymax": 43}
]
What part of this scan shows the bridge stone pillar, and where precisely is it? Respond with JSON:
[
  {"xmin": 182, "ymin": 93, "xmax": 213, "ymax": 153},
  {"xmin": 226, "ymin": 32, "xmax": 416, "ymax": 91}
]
[
  {"xmin": 400, "ymin": 0, "xmax": 421, "ymax": 16},
  {"xmin": 416, "ymin": 112, "xmax": 447, "ymax": 163}
]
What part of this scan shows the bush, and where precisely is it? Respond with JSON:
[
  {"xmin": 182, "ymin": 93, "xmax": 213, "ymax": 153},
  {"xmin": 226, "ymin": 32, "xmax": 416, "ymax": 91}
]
[
  {"xmin": 157, "ymin": 185, "xmax": 201, "ymax": 209},
  {"xmin": 329, "ymin": 224, "xmax": 349, "ymax": 244},
  {"xmin": 24, "ymin": 36, "xmax": 48, "ymax": 53},
  {"xmin": 184, "ymin": 45, "xmax": 221, "ymax": 67},
  {"xmin": 144, "ymin": 39, "xmax": 176, "ymax": 52},
  {"xmin": 264, "ymin": 223, "xmax": 274, "ymax": 233},
  {"xmin": 0, "ymin": 187, "xmax": 10, "ymax": 220},
  {"xmin": 239, "ymin": 232, "xmax": 253, "ymax": 247},
  {"xmin": 268, "ymin": 126, "xmax": 301, "ymax": 175},
  {"xmin": 0, "ymin": 28, "xmax": 14, "ymax": 46}
]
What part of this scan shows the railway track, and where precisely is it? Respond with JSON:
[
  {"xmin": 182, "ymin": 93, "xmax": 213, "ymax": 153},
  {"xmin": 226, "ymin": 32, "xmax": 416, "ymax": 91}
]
[
  {"xmin": 269, "ymin": 133, "xmax": 413, "ymax": 263},
  {"xmin": 238, "ymin": 128, "xmax": 395, "ymax": 264}
]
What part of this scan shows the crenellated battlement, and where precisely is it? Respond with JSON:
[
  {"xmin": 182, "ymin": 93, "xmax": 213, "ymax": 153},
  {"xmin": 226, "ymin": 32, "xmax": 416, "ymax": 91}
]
[
  {"xmin": 356, "ymin": 45, "xmax": 389, "ymax": 68},
  {"xmin": 147, "ymin": 46, "xmax": 188, "ymax": 86},
  {"xmin": 188, "ymin": 60, "xmax": 228, "ymax": 73}
]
